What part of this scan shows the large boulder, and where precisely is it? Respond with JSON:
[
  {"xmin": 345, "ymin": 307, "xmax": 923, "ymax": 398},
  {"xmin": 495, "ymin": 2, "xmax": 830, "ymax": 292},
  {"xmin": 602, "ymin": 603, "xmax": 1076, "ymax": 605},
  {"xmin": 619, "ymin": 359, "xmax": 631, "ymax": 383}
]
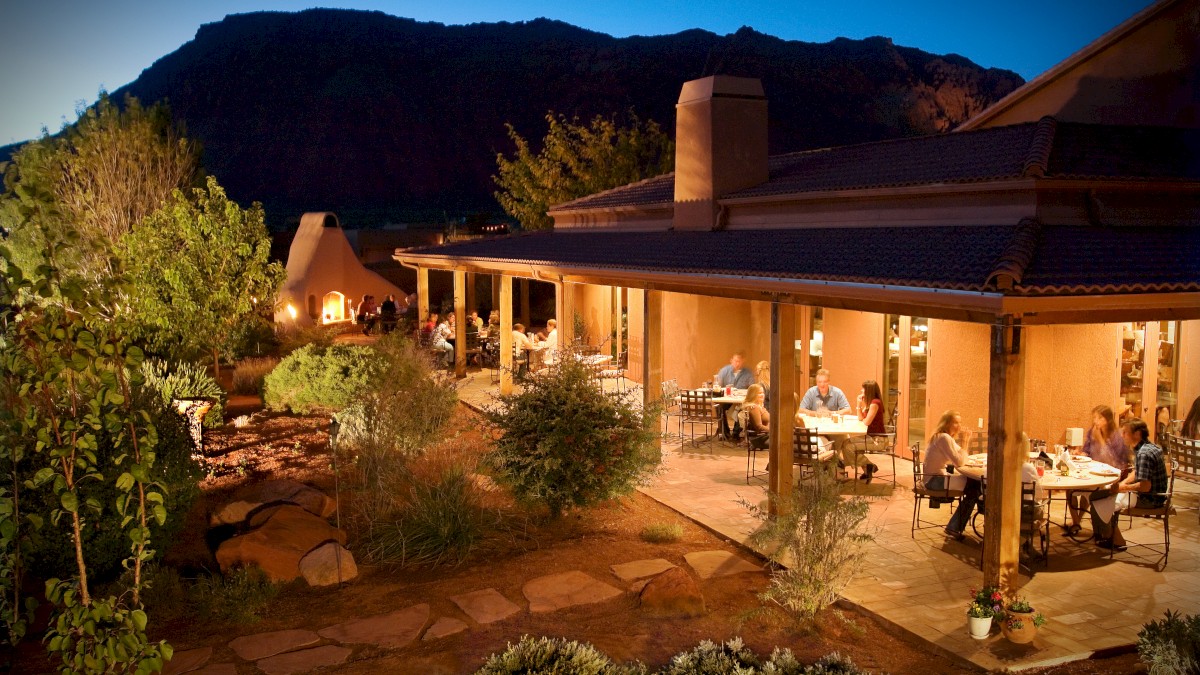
[
  {"xmin": 210, "ymin": 479, "xmax": 336, "ymax": 526},
  {"xmin": 299, "ymin": 542, "xmax": 358, "ymax": 586},
  {"xmin": 639, "ymin": 567, "xmax": 705, "ymax": 618},
  {"xmin": 215, "ymin": 505, "xmax": 346, "ymax": 581}
]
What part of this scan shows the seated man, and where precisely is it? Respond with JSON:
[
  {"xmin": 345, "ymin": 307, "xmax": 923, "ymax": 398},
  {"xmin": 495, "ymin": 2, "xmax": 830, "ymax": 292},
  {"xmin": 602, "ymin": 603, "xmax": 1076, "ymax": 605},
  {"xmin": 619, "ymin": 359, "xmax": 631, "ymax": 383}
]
[
  {"xmin": 1087, "ymin": 418, "xmax": 1168, "ymax": 552},
  {"xmin": 713, "ymin": 352, "xmax": 755, "ymax": 440},
  {"xmin": 542, "ymin": 319, "xmax": 559, "ymax": 365},
  {"xmin": 798, "ymin": 368, "xmax": 852, "ymax": 416}
]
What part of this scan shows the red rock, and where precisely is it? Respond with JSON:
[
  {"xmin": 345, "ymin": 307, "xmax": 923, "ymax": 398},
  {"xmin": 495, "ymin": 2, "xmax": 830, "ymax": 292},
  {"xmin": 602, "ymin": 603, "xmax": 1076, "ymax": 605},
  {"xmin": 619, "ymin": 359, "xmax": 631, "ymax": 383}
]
[
  {"xmin": 639, "ymin": 567, "xmax": 705, "ymax": 618},
  {"xmin": 215, "ymin": 506, "xmax": 346, "ymax": 581},
  {"xmin": 210, "ymin": 479, "xmax": 336, "ymax": 526}
]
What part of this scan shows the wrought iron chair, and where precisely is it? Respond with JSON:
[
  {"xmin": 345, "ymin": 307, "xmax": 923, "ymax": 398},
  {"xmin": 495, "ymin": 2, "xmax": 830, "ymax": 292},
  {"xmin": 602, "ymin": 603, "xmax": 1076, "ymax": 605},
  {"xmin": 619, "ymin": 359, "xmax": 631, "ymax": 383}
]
[
  {"xmin": 660, "ymin": 379, "xmax": 683, "ymax": 439},
  {"xmin": 679, "ymin": 389, "xmax": 717, "ymax": 451},
  {"xmin": 1166, "ymin": 435, "xmax": 1198, "ymax": 524},
  {"xmin": 1112, "ymin": 458, "xmax": 1177, "ymax": 566},
  {"xmin": 911, "ymin": 442, "xmax": 964, "ymax": 538},
  {"xmin": 793, "ymin": 427, "xmax": 833, "ymax": 482},
  {"xmin": 851, "ymin": 429, "xmax": 899, "ymax": 487},
  {"xmin": 599, "ymin": 350, "xmax": 628, "ymax": 394},
  {"xmin": 738, "ymin": 407, "xmax": 769, "ymax": 484}
]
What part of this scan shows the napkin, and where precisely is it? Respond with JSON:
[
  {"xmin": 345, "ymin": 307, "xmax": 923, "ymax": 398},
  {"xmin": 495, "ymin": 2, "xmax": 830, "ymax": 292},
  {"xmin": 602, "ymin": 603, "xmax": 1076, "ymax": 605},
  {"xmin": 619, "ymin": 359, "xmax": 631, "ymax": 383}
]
[{"xmin": 1055, "ymin": 450, "xmax": 1075, "ymax": 473}]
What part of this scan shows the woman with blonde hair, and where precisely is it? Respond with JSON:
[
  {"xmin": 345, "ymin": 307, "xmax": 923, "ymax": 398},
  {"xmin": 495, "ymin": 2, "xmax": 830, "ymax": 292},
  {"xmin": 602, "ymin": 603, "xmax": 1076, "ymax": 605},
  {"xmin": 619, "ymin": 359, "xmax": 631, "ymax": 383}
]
[
  {"xmin": 741, "ymin": 384, "xmax": 770, "ymax": 450},
  {"xmin": 754, "ymin": 361, "xmax": 771, "ymax": 407},
  {"xmin": 922, "ymin": 410, "xmax": 979, "ymax": 541}
]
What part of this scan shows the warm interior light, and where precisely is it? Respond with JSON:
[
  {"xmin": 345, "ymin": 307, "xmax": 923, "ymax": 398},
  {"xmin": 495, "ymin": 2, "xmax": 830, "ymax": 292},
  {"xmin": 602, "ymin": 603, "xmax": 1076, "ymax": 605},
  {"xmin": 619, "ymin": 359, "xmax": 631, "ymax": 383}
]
[{"xmin": 286, "ymin": 304, "xmax": 298, "ymax": 320}]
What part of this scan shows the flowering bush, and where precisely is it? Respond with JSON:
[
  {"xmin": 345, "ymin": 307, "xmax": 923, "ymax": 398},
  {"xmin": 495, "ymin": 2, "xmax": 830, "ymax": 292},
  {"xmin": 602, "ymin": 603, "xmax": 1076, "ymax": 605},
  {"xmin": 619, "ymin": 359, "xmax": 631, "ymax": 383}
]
[
  {"xmin": 1002, "ymin": 595, "xmax": 1047, "ymax": 630},
  {"xmin": 967, "ymin": 586, "xmax": 1003, "ymax": 619}
]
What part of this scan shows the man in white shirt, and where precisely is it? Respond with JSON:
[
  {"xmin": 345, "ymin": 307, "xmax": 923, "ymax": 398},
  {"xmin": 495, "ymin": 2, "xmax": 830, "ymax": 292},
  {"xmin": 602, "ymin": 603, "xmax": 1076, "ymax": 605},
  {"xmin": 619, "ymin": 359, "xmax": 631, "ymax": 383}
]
[{"xmin": 542, "ymin": 319, "xmax": 559, "ymax": 365}]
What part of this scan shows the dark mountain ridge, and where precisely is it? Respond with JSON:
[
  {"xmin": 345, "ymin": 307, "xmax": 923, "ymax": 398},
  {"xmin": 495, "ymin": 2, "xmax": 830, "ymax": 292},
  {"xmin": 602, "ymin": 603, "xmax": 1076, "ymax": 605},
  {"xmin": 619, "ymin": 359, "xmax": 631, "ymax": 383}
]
[{"xmin": 6, "ymin": 9, "xmax": 1023, "ymax": 227}]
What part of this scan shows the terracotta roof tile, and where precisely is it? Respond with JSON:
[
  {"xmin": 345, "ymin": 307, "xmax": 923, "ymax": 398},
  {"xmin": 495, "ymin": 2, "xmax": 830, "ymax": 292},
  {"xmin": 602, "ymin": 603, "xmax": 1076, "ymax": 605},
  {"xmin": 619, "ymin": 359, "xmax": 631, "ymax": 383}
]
[
  {"xmin": 399, "ymin": 225, "xmax": 1200, "ymax": 297},
  {"xmin": 549, "ymin": 119, "xmax": 1200, "ymax": 211}
]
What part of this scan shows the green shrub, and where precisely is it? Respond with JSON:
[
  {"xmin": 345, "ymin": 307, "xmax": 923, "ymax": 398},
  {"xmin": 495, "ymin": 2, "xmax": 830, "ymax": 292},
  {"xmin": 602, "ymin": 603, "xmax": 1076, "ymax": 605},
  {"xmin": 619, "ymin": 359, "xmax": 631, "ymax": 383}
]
[
  {"xmin": 277, "ymin": 323, "xmax": 340, "ymax": 357},
  {"xmin": 227, "ymin": 314, "xmax": 280, "ymax": 359},
  {"xmin": 190, "ymin": 567, "xmax": 279, "ymax": 624},
  {"xmin": 661, "ymin": 638, "xmax": 761, "ymax": 674},
  {"xmin": 100, "ymin": 563, "xmax": 188, "ymax": 624},
  {"xmin": 475, "ymin": 635, "xmax": 646, "ymax": 675},
  {"xmin": 1138, "ymin": 610, "xmax": 1200, "ymax": 675},
  {"xmin": 741, "ymin": 472, "xmax": 872, "ymax": 625},
  {"xmin": 140, "ymin": 357, "xmax": 227, "ymax": 427},
  {"xmin": 483, "ymin": 357, "xmax": 662, "ymax": 518},
  {"xmin": 232, "ymin": 356, "xmax": 279, "ymax": 395},
  {"xmin": 641, "ymin": 523, "xmax": 684, "ymax": 544},
  {"xmin": 262, "ymin": 343, "xmax": 379, "ymax": 414},
  {"xmin": 360, "ymin": 465, "xmax": 485, "ymax": 567},
  {"xmin": 24, "ymin": 394, "xmax": 203, "ymax": 583}
]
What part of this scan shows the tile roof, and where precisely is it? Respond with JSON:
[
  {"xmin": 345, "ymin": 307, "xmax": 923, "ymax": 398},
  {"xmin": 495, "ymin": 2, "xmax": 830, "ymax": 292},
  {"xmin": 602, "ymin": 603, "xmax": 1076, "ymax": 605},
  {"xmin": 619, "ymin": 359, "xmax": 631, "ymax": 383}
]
[
  {"xmin": 549, "ymin": 118, "xmax": 1200, "ymax": 210},
  {"xmin": 399, "ymin": 223, "xmax": 1200, "ymax": 298}
]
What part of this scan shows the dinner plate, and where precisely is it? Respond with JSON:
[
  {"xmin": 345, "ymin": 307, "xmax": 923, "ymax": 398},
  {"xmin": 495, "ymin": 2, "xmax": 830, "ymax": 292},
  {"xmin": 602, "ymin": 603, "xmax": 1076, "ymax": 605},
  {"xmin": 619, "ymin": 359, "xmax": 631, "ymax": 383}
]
[
  {"xmin": 1073, "ymin": 456, "xmax": 1091, "ymax": 463},
  {"xmin": 1091, "ymin": 469, "xmax": 1119, "ymax": 477}
]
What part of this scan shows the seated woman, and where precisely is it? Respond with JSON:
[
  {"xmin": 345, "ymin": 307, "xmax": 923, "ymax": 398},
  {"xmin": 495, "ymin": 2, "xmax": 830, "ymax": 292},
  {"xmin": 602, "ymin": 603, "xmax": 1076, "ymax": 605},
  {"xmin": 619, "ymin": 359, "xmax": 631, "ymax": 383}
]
[
  {"xmin": 923, "ymin": 410, "xmax": 980, "ymax": 541},
  {"xmin": 1184, "ymin": 395, "xmax": 1200, "ymax": 439},
  {"xmin": 754, "ymin": 361, "xmax": 771, "ymax": 407},
  {"xmin": 853, "ymin": 380, "xmax": 886, "ymax": 482},
  {"xmin": 1065, "ymin": 404, "xmax": 1129, "ymax": 535},
  {"xmin": 741, "ymin": 384, "xmax": 770, "ymax": 450}
]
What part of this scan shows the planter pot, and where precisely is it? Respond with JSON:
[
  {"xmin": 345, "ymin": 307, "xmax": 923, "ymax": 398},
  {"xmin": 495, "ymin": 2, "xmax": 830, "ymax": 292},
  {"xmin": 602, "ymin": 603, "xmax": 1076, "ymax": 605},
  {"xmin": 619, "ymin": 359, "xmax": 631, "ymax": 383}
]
[
  {"xmin": 968, "ymin": 615, "xmax": 993, "ymax": 640},
  {"xmin": 1002, "ymin": 609, "xmax": 1038, "ymax": 644}
]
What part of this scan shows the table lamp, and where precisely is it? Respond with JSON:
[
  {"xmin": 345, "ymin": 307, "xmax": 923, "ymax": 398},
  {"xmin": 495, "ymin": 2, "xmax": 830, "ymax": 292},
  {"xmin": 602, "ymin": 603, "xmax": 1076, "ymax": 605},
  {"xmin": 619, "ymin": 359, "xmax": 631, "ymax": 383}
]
[{"xmin": 1065, "ymin": 427, "xmax": 1084, "ymax": 447}]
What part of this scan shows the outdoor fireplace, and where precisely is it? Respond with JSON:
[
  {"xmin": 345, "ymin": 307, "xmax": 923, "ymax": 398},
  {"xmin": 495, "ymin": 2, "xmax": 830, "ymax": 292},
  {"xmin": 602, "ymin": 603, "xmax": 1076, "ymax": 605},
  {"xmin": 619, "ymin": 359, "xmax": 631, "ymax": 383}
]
[{"xmin": 322, "ymin": 291, "xmax": 346, "ymax": 323}]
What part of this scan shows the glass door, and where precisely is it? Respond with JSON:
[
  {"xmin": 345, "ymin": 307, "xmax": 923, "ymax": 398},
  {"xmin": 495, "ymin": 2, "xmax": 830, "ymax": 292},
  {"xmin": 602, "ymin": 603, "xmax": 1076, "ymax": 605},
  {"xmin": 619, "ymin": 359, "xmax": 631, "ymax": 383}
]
[
  {"xmin": 808, "ymin": 307, "xmax": 824, "ymax": 388},
  {"xmin": 1154, "ymin": 321, "xmax": 1180, "ymax": 440},
  {"xmin": 1120, "ymin": 322, "xmax": 1147, "ymax": 420},
  {"xmin": 883, "ymin": 314, "xmax": 901, "ymax": 426},
  {"xmin": 909, "ymin": 318, "xmax": 929, "ymax": 446}
]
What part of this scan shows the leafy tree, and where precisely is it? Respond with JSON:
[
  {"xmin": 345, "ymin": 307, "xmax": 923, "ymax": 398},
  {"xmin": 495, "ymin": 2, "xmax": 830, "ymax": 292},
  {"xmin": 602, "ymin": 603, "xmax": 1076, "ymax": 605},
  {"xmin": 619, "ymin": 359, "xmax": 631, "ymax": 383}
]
[
  {"xmin": 120, "ymin": 176, "xmax": 285, "ymax": 376},
  {"xmin": 0, "ymin": 187, "xmax": 172, "ymax": 671},
  {"xmin": 0, "ymin": 93, "xmax": 200, "ymax": 281},
  {"xmin": 493, "ymin": 111, "xmax": 673, "ymax": 230}
]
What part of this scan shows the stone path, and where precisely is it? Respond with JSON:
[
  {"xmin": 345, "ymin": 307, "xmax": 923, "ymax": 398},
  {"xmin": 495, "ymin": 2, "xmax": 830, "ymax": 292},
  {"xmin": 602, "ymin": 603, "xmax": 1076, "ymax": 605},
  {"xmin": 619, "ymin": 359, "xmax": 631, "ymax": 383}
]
[{"xmin": 177, "ymin": 551, "xmax": 756, "ymax": 674}]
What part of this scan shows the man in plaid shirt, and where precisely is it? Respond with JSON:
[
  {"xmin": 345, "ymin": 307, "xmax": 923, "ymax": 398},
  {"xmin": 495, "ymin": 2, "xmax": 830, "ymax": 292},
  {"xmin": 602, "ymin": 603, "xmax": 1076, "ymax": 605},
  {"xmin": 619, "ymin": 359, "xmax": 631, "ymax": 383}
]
[{"xmin": 1088, "ymin": 418, "xmax": 1168, "ymax": 551}]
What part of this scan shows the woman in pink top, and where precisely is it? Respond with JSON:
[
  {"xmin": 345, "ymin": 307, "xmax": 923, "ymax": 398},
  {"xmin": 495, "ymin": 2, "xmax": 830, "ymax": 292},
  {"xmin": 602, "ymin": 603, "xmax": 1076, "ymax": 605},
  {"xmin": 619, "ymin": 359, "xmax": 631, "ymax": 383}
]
[{"xmin": 923, "ymin": 410, "xmax": 979, "ymax": 541}]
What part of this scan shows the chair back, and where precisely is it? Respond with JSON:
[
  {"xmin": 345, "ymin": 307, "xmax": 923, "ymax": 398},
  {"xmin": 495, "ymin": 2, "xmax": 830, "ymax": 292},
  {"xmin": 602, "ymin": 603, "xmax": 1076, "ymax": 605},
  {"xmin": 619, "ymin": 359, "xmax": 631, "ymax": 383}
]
[
  {"xmin": 968, "ymin": 433, "xmax": 989, "ymax": 455},
  {"xmin": 1168, "ymin": 434, "xmax": 1200, "ymax": 481},
  {"xmin": 616, "ymin": 350, "xmax": 628, "ymax": 369},
  {"xmin": 681, "ymin": 390, "xmax": 714, "ymax": 419},
  {"xmin": 793, "ymin": 427, "xmax": 822, "ymax": 465},
  {"xmin": 910, "ymin": 442, "xmax": 925, "ymax": 487}
]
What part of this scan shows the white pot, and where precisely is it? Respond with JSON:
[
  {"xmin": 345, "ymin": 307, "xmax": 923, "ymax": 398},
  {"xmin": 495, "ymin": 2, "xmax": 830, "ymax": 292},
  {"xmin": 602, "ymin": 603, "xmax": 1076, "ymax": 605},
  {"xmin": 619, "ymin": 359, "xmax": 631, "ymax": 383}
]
[{"xmin": 968, "ymin": 615, "xmax": 993, "ymax": 640}]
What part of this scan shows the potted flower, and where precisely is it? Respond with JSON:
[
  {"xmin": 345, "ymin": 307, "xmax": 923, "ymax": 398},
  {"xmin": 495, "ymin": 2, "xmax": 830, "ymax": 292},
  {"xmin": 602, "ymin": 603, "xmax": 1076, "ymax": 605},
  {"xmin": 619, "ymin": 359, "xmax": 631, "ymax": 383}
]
[
  {"xmin": 966, "ymin": 586, "xmax": 1002, "ymax": 639},
  {"xmin": 1001, "ymin": 596, "xmax": 1047, "ymax": 644}
]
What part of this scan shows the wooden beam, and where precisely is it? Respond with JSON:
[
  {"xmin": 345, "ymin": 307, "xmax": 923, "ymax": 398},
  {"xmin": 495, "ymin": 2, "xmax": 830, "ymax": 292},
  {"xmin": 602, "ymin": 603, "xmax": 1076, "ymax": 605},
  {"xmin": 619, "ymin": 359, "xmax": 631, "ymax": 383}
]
[
  {"xmin": 613, "ymin": 286, "xmax": 624, "ymax": 358},
  {"xmin": 769, "ymin": 302, "xmax": 797, "ymax": 514},
  {"xmin": 983, "ymin": 317, "xmax": 1026, "ymax": 591},
  {"xmin": 643, "ymin": 290, "xmax": 663, "ymax": 422},
  {"xmin": 416, "ymin": 267, "xmax": 430, "ymax": 324},
  {"xmin": 558, "ymin": 281, "xmax": 576, "ymax": 345},
  {"xmin": 519, "ymin": 278, "xmax": 530, "ymax": 327},
  {"xmin": 896, "ymin": 315, "xmax": 913, "ymax": 458},
  {"xmin": 500, "ymin": 276, "xmax": 513, "ymax": 395},
  {"xmin": 454, "ymin": 270, "xmax": 467, "ymax": 379}
]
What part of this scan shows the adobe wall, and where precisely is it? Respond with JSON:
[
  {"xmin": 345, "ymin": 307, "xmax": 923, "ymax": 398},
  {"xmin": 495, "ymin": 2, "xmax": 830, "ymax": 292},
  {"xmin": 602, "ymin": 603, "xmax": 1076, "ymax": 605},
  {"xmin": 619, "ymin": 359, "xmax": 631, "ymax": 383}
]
[
  {"xmin": 925, "ymin": 320, "xmax": 991, "ymax": 440},
  {"xmin": 820, "ymin": 310, "xmax": 885, "ymax": 404},
  {"xmin": 1021, "ymin": 324, "xmax": 1122, "ymax": 445}
]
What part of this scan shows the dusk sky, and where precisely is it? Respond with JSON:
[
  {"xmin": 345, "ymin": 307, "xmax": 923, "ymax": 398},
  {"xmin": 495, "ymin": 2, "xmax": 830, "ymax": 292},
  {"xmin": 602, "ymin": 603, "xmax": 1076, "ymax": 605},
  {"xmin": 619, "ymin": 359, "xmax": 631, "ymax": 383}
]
[{"xmin": 0, "ymin": 0, "xmax": 1151, "ymax": 145}]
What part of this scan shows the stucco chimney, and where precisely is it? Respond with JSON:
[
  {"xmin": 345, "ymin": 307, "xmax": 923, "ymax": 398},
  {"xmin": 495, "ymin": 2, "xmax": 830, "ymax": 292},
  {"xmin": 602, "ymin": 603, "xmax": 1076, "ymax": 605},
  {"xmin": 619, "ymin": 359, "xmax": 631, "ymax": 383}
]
[{"xmin": 673, "ymin": 75, "xmax": 768, "ymax": 231}]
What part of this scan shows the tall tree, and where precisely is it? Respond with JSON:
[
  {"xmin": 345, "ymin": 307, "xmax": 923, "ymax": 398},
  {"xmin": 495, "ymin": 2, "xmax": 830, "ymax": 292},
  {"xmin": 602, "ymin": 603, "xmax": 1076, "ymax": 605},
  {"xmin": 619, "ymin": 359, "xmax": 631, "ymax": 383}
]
[
  {"xmin": 1, "ymin": 93, "xmax": 200, "ymax": 281},
  {"xmin": 493, "ymin": 112, "xmax": 673, "ymax": 230},
  {"xmin": 120, "ymin": 176, "xmax": 285, "ymax": 377}
]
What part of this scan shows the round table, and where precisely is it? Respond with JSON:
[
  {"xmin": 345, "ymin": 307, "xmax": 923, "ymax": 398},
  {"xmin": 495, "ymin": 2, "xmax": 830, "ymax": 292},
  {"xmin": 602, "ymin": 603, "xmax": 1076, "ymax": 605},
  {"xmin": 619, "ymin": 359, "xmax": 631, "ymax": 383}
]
[{"xmin": 957, "ymin": 455, "xmax": 1121, "ymax": 492}]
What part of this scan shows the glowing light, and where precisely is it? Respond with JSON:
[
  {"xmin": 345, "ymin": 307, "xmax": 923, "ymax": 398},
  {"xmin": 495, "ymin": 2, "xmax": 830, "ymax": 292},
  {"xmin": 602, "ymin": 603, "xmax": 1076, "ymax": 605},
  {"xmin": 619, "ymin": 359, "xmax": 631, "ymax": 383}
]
[{"xmin": 286, "ymin": 304, "xmax": 298, "ymax": 320}]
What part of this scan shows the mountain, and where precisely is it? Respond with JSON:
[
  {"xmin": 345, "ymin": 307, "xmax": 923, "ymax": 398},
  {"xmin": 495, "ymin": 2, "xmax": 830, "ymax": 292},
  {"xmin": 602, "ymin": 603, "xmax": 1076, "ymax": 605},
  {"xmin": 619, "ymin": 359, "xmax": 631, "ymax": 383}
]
[{"xmin": 8, "ymin": 10, "xmax": 1023, "ymax": 228}]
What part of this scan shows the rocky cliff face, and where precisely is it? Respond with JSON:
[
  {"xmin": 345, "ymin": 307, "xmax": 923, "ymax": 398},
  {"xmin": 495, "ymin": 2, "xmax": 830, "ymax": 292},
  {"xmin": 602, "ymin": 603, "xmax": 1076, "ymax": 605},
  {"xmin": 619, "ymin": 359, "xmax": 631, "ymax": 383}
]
[{"xmin": 77, "ymin": 10, "xmax": 1019, "ymax": 225}]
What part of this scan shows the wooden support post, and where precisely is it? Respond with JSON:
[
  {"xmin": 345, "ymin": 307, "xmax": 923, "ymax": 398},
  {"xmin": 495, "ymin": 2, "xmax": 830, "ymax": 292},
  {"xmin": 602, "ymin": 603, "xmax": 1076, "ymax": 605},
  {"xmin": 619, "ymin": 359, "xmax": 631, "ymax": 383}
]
[
  {"xmin": 453, "ymin": 270, "xmax": 467, "ymax": 379},
  {"xmin": 416, "ymin": 267, "xmax": 430, "ymax": 324},
  {"xmin": 613, "ymin": 287, "xmax": 623, "ymax": 358},
  {"xmin": 643, "ymin": 291, "xmax": 663, "ymax": 426},
  {"xmin": 519, "ymin": 279, "xmax": 530, "ymax": 327},
  {"xmin": 896, "ymin": 315, "xmax": 913, "ymax": 457},
  {"xmin": 983, "ymin": 316, "xmax": 1026, "ymax": 591},
  {"xmin": 500, "ymin": 276, "xmax": 513, "ymax": 395},
  {"xmin": 557, "ymin": 281, "xmax": 576, "ymax": 345},
  {"xmin": 769, "ymin": 302, "xmax": 797, "ymax": 514}
]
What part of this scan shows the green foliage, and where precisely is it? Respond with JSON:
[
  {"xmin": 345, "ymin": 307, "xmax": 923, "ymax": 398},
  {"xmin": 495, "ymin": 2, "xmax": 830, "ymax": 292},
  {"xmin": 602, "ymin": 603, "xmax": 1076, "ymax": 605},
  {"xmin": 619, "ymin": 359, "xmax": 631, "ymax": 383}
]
[
  {"xmin": 360, "ymin": 465, "xmax": 486, "ymax": 568},
  {"xmin": 262, "ymin": 343, "xmax": 379, "ymax": 414},
  {"xmin": 0, "ymin": 93, "xmax": 200, "ymax": 283},
  {"xmin": 493, "ymin": 111, "xmax": 673, "ymax": 230},
  {"xmin": 226, "ymin": 313, "xmax": 280, "ymax": 360},
  {"xmin": 140, "ymin": 358, "xmax": 226, "ymax": 428},
  {"xmin": 120, "ymin": 175, "xmax": 285, "ymax": 367},
  {"xmin": 742, "ymin": 474, "xmax": 873, "ymax": 625},
  {"xmin": 189, "ymin": 567, "xmax": 280, "ymax": 625},
  {"xmin": 277, "ymin": 323, "xmax": 340, "ymax": 357},
  {"xmin": 483, "ymin": 357, "xmax": 662, "ymax": 518},
  {"xmin": 231, "ymin": 357, "xmax": 280, "ymax": 395},
  {"xmin": 475, "ymin": 635, "xmax": 646, "ymax": 675},
  {"xmin": 1, "ymin": 171, "xmax": 173, "ymax": 665},
  {"xmin": 1138, "ymin": 611, "xmax": 1200, "ymax": 675},
  {"xmin": 640, "ymin": 522, "xmax": 684, "ymax": 544},
  {"xmin": 44, "ymin": 581, "xmax": 172, "ymax": 675}
]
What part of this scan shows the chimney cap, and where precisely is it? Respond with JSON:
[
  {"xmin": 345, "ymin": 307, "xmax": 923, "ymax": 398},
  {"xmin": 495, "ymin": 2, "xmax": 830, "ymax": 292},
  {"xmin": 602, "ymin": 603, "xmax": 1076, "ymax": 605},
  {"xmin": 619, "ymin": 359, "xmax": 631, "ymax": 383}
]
[{"xmin": 677, "ymin": 75, "xmax": 765, "ymax": 105}]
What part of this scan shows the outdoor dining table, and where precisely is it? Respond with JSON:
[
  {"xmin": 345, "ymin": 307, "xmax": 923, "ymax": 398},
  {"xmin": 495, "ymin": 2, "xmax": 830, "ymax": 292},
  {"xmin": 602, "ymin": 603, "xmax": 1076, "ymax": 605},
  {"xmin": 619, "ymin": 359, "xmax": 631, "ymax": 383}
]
[
  {"xmin": 797, "ymin": 414, "xmax": 868, "ymax": 437},
  {"xmin": 956, "ymin": 453, "xmax": 1121, "ymax": 492}
]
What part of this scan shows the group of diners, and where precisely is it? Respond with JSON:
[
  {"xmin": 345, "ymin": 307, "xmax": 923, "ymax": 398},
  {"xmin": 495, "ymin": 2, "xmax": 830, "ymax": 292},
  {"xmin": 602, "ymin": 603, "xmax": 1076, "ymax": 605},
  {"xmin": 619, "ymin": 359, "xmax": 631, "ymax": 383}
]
[
  {"xmin": 921, "ymin": 399, "xmax": 1185, "ymax": 553},
  {"xmin": 413, "ymin": 307, "xmax": 569, "ymax": 374},
  {"xmin": 355, "ymin": 292, "xmax": 415, "ymax": 336},
  {"xmin": 712, "ymin": 352, "xmax": 886, "ymax": 483}
]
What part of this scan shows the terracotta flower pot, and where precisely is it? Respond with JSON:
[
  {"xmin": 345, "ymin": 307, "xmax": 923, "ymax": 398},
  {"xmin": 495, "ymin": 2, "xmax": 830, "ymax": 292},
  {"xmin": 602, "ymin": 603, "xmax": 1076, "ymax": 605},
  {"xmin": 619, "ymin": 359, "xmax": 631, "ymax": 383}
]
[
  {"xmin": 1002, "ymin": 609, "xmax": 1038, "ymax": 644},
  {"xmin": 968, "ymin": 615, "xmax": 993, "ymax": 640}
]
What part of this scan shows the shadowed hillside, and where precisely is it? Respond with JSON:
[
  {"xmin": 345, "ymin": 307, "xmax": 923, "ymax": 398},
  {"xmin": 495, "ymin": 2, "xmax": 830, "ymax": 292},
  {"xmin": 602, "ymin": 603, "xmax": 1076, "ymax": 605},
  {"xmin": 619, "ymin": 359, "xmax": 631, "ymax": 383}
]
[{"xmin": 6, "ymin": 10, "xmax": 1022, "ymax": 227}]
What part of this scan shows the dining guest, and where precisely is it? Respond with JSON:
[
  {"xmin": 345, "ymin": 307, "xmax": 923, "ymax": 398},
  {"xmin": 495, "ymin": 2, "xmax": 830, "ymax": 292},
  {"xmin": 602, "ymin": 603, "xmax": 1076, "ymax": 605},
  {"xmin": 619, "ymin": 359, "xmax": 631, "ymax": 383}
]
[
  {"xmin": 852, "ymin": 380, "xmax": 886, "ymax": 482},
  {"xmin": 1088, "ymin": 418, "xmax": 1168, "ymax": 551},
  {"xmin": 1183, "ymin": 395, "xmax": 1200, "ymax": 439},
  {"xmin": 511, "ymin": 322, "xmax": 534, "ymax": 377},
  {"xmin": 425, "ymin": 313, "xmax": 453, "ymax": 367},
  {"xmin": 922, "ymin": 410, "xmax": 980, "ymax": 541},
  {"xmin": 713, "ymin": 352, "xmax": 755, "ymax": 440},
  {"xmin": 741, "ymin": 384, "xmax": 770, "ymax": 450},
  {"xmin": 798, "ymin": 369, "xmax": 852, "ymax": 416},
  {"xmin": 755, "ymin": 361, "xmax": 771, "ymax": 407},
  {"xmin": 380, "ymin": 294, "xmax": 398, "ymax": 334},
  {"xmin": 1064, "ymin": 405, "xmax": 1131, "ymax": 535},
  {"xmin": 542, "ymin": 319, "xmax": 560, "ymax": 366}
]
